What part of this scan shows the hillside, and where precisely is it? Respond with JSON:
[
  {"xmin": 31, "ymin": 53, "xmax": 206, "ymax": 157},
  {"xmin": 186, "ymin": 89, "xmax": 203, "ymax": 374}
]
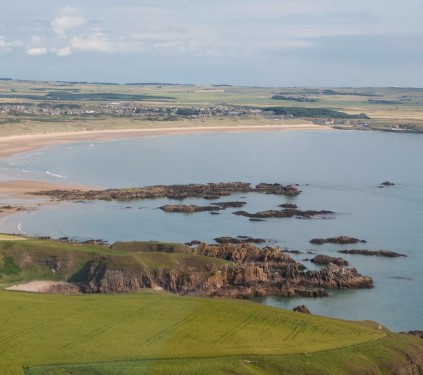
[
  {"xmin": 0, "ymin": 291, "xmax": 422, "ymax": 375},
  {"xmin": 1, "ymin": 235, "xmax": 422, "ymax": 374}
]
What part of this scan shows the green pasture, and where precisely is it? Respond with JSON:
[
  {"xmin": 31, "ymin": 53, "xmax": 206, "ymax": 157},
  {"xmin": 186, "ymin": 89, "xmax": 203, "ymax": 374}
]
[{"xmin": 0, "ymin": 290, "xmax": 391, "ymax": 374}]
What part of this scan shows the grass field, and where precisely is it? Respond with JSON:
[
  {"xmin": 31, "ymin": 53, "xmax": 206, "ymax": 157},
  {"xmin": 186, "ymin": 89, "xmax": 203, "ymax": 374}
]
[
  {"xmin": 0, "ymin": 236, "xmax": 422, "ymax": 374},
  {"xmin": 1, "ymin": 290, "xmax": 418, "ymax": 375}
]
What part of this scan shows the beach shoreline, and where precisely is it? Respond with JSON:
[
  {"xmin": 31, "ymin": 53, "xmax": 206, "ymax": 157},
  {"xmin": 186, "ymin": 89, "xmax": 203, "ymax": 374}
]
[
  {"xmin": 0, "ymin": 123, "xmax": 331, "ymax": 158},
  {"xmin": 0, "ymin": 123, "xmax": 331, "ymax": 224}
]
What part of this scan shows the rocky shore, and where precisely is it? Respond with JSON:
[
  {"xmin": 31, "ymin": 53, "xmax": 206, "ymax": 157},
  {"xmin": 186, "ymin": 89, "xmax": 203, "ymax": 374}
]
[
  {"xmin": 77, "ymin": 242, "xmax": 374, "ymax": 297},
  {"xmin": 32, "ymin": 182, "xmax": 301, "ymax": 201}
]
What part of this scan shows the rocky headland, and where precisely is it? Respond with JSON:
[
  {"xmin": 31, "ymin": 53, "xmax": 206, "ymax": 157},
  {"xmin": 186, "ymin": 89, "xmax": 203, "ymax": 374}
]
[{"xmin": 12, "ymin": 238, "xmax": 373, "ymax": 298}]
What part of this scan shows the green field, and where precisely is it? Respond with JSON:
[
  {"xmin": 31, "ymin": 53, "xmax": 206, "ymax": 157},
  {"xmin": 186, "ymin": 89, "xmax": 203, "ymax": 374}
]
[
  {"xmin": 1, "ymin": 290, "xmax": 422, "ymax": 375},
  {"xmin": 0, "ymin": 236, "xmax": 422, "ymax": 374}
]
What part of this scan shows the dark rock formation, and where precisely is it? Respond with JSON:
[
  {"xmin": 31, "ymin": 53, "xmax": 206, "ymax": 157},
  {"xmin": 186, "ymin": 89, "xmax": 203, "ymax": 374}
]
[
  {"xmin": 293, "ymin": 305, "xmax": 311, "ymax": 314},
  {"xmin": 311, "ymin": 255, "xmax": 349, "ymax": 267},
  {"xmin": 80, "ymin": 243, "xmax": 373, "ymax": 297},
  {"xmin": 279, "ymin": 203, "xmax": 298, "ymax": 209},
  {"xmin": 33, "ymin": 182, "xmax": 301, "ymax": 201},
  {"xmin": 381, "ymin": 181, "xmax": 395, "ymax": 186},
  {"xmin": 254, "ymin": 183, "xmax": 300, "ymax": 196},
  {"xmin": 214, "ymin": 236, "xmax": 266, "ymax": 244},
  {"xmin": 249, "ymin": 218, "xmax": 266, "ymax": 222},
  {"xmin": 234, "ymin": 209, "xmax": 335, "ymax": 219},
  {"xmin": 339, "ymin": 249, "xmax": 407, "ymax": 257},
  {"xmin": 159, "ymin": 201, "xmax": 246, "ymax": 213},
  {"xmin": 159, "ymin": 204, "xmax": 221, "ymax": 213},
  {"xmin": 310, "ymin": 236, "xmax": 366, "ymax": 245}
]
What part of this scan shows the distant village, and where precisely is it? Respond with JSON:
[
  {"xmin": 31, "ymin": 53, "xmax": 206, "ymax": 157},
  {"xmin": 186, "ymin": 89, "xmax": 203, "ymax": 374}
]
[
  {"xmin": 0, "ymin": 101, "xmax": 417, "ymax": 131},
  {"xmin": 0, "ymin": 102, "xmax": 279, "ymax": 119}
]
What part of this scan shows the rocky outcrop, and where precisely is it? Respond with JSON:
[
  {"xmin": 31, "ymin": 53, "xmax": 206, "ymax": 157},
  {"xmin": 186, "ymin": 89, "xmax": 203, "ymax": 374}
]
[
  {"xmin": 311, "ymin": 255, "xmax": 349, "ymax": 267},
  {"xmin": 293, "ymin": 305, "xmax": 311, "ymax": 314},
  {"xmin": 234, "ymin": 209, "xmax": 335, "ymax": 219},
  {"xmin": 339, "ymin": 249, "xmax": 407, "ymax": 257},
  {"xmin": 160, "ymin": 204, "xmax": 221, "ymax": 213},
  {"xmin": 254, "ymin": 183, "xmax": 300, "ymax": 196},
  {"xmin": 159, "ymin": 201, "xmax": 246, "ymax": 213},
  {"xmin": 310, "ymin": 236, "xmax": 366, "ymax": 245},
  {"xmin": 81, "ymin": 243, "xmax": 373, "ymax": 297},
  {"xmin": 381, "ymin": 181, "xmax": 395, "ymax": 186},
  {"xmin": 214, "ymin": 236, "xmax": 266, "ymax": 244},
  {"xmin": 33, "ymin": 182, "xmax": 300, "ymax": 201}
]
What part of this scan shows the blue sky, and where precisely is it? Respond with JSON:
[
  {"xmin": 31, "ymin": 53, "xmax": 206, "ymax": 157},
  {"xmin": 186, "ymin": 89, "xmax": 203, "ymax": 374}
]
[{"xmin": 1, "ymin": 0, "xmax": 422, "ymax": 86}]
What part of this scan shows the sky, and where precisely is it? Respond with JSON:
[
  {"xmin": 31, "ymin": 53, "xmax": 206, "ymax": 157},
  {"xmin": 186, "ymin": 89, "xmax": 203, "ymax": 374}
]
[{"xmin": 1, "ymin": 0, "xmax": 422, "ymax": 87}]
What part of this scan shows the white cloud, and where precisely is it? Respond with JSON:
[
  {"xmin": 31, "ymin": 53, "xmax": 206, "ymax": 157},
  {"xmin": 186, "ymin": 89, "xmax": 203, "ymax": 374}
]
[
  {"xmin": 0, "ymin": 35, "xmax": 22, "ymax": 51},
  {"xmin": 51, "ymin": 6, "xmax": 86, "ymax": 38},
  {"xmin": 26, "ymin": 47, "xmax": 48, "ymax": 56}
]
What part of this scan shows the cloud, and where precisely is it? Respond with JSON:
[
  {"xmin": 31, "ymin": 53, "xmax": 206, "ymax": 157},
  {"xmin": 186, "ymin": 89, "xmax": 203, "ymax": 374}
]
[
  {"xmin": 51, "ymin": 6, "xmax": 86, "ymax": 38},
  {"xmin": 26, "ymin": 47, "xmax": 48, "ymax": 56},
  {"xmin": 0, "ymin": 35, "xmax": 22, "ymax": 51}
]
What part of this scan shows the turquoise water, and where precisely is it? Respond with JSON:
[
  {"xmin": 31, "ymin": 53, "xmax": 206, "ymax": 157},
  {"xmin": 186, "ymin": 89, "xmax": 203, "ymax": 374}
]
[{"xmin": 1, "ymin": 130, "xmax": 422, "ymax": 331}]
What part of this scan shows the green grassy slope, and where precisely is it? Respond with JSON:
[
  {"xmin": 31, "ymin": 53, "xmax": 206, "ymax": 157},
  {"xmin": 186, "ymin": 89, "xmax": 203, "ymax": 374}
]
[{"xmin": 1, "ymin": 290, "xmax": 411, "ymax": 375}]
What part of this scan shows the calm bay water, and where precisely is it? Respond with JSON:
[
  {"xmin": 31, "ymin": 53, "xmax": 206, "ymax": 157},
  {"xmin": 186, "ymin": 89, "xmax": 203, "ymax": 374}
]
[{"xmin": 1, "ymin": 130, "xmax": 422, "ymax": 331}]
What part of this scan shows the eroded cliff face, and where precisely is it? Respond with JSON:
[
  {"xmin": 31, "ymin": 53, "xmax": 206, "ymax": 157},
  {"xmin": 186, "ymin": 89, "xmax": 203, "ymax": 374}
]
[{"xmin": 81, "ymin": 243, "xmax": 373, "ymax": 297}]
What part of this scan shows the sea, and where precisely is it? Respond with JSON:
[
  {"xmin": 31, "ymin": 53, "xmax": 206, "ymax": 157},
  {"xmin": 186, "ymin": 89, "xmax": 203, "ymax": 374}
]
[{"xmin": 0, "ymin": 129, "xmax": 422, "ymax": 331}]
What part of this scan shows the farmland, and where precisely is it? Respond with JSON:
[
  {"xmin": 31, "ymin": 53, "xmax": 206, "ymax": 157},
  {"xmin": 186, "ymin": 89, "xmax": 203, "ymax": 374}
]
[{"xmin": 1, "ymin": 80, "xmax": 423, "ymax": 136}]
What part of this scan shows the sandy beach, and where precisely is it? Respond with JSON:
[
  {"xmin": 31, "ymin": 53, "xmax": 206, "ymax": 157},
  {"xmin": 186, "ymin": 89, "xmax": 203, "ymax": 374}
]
[{"xmin": 0, "ymin": 124, "xmax": 330, "ymax": 158}]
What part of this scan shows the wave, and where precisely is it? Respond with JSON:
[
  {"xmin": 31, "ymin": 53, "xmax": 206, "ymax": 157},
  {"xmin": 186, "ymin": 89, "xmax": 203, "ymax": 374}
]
[
  {"xmin": 17, "ymin": 223, "xmax": 27, "ymax": 234},
  {"xmin": 46, "ymin": 171, "xmax": 67, "ymax": 179}
]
